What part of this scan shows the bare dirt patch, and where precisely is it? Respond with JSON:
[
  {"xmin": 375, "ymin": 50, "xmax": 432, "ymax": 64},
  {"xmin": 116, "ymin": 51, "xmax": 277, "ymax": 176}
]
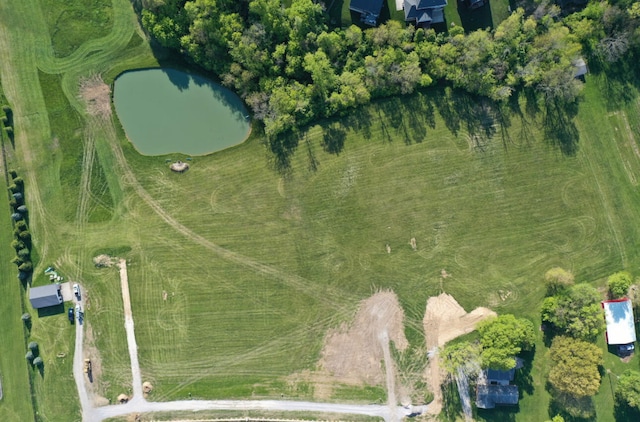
[
  {"xmin": 93, "ymin": 254, "xmax": 115, "ymax": 268},
  {"xmin": 83, "ymin": 322, "xmax": 109, "ymax": 406},
  {"xmin": 313, "ymin": 290, "xmax": 408, "ymax": 400},
  {"xmin": 319, "ymin": 290, "xmax": 408, "ymax": 384},
  {"xmin": 80, "ymin": 74, "xmax": 111, "ymax": 119},
  {"xmin": 423, "ymin": 293, "xmax": 496, "ymax": 415}
]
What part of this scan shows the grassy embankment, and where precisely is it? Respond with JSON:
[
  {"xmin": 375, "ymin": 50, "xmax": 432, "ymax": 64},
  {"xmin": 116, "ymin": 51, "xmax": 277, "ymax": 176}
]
[{"xmin": 2, "ymin": 0, "xmax": 640, "ymax": 421}]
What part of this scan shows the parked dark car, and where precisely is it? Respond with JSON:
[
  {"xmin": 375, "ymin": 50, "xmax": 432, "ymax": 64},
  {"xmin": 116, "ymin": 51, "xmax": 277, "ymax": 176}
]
[
  {"xmin": 618, "ymin": 343, "xmax": 635, "ymax": 355},
  {"xmin": 68, "ymin": 307, "xmax": 75, "ymax": 324}
]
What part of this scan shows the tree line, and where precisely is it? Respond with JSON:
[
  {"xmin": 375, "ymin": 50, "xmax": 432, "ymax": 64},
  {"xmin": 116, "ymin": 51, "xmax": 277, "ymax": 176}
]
[{"xmin": 138, "ymin": 0, "xmax": 640, "ymax": 141}]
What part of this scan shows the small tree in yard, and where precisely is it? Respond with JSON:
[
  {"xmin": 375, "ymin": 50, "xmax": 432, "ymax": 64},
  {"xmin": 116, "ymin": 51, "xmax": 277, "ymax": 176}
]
[
  {"xmin": 616, "ymin": 370, "xmax": 640, "ymax": 411},
  {"xmin": 32, "ymin": 357, "xmax": 43, "ymax": 368},
  {"xmin": 25, "ymin": 351, "xmax": 34, "ymax": 363},
  {"xmin": 21, "ymin": 313, "xmax": 31, "ymax": 323},
  {"xmin": 441, "ymin": 341, "xmax": 482, "ymax": 374},
  {"xmin": 28, "ymin": 342, "xmax": 38, "ymax": 353},
  {"xmin": 544, "ymin": 267, "xmax": 575, "ymax": 295},
  {"xmin": 17, "ymin": 248, "xmax": 30, "ymax": 259},
  {"xmin": 608, "ymin": 271, "xmax": 633, "ymax": 299}
]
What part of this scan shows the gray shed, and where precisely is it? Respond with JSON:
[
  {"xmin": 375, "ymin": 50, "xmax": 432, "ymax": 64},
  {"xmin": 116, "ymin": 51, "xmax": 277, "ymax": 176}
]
[{"xmin": 29, "ymin": 284, "xmax": 63, "ymax": 309}]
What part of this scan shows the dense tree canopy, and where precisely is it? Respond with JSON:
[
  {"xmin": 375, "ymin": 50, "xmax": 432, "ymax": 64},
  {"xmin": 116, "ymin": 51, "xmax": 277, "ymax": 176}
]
[
  {"xmin": 477, "ymin": 314, "xmax": 535, "ymax": 370},
  {"xmin": 548, "ymin": 336, "xmax": 603, "ymax": 398},
  {"xmin": 137, "ymin": 1, "xmax": 620, "ymax": 139},
  {"xmin": 616, "ymin": 370, "xmax": 640, "ymax": 411},
  {"xmin": 541, "ymin": 283, "xmax": 604, "ymax": 340}
]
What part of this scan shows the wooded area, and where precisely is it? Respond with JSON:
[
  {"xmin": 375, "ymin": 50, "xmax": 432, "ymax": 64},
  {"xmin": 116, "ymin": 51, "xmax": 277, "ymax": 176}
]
[{"xmin": 138, "ymin": 0, "xmax": 640, "ymax": 140}]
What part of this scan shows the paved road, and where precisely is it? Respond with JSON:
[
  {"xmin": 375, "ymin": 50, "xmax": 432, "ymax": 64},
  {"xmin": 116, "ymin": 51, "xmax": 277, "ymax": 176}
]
[{"xmin": 73, "ymin": 260, "xmax": 420, "ymax": 421}]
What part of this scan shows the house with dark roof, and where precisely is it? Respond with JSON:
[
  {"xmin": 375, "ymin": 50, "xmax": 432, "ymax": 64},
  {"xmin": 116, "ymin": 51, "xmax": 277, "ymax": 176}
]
[
  {"xmin": 349, "ymin": 0, "xmax": 385, "ymax": 26},
  {"xmin": 403, "ymin": 0, "xmax": 448, "ymax": 27},
  {"xmin": 476, "ymin": 367, "xmax": 520, "ymax": 409},
  {"xmin": 476, "ymin": 384, "xmax": 519, "ymax": 409},
  {"xmin": 486, "ymin": 367, "xmax": 516, "ymax": 386},
  {"xmin": 29, "ymin": 284, "xmax": 63, "ymax": 309}
]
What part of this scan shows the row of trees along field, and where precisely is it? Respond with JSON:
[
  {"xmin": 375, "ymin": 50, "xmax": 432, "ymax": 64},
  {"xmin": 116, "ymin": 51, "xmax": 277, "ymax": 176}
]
[{"xmin": 139, "ymin": 0, "xmax": 640, "ymax": 141}]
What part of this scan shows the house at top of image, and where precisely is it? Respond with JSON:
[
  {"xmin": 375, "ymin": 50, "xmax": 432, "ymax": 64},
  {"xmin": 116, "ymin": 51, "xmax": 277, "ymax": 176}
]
[
  {"xmin": 349, "ymin": 0, "xmax": 385, "ymax": 26},
  {"xmin": 403, "ymin": 0, "xmax": 448, "ymax": 27}
]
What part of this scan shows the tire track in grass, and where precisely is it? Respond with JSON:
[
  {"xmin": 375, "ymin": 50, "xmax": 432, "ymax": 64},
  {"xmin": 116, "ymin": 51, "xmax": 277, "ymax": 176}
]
[
  {"xmin": 84, "ymin": 115, "xmax": 361, "ymax": 396},
  {"xmin": 93, "ymin": 115, "xmax": 358, "ymax": 311},
  {"xmin": 157, "ymin": 309, "xmax": 355, "ymax": 398},
  {"xmin": 73, "ymin": 128, "xmax": 97, "ymax": 279},
  {"xmin": 577, "ymin": 120, "xmax": 627, "ymax": 268}
]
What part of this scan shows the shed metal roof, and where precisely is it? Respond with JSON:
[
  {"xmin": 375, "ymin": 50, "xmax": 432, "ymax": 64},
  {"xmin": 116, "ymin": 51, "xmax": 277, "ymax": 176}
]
[
  {"xmin": 29, "ymin": 284, "xmax": 63, "ymax": 309},
  {"xmin": 602, "ymin": 299, "xmax": 637, "ymax": 345}
]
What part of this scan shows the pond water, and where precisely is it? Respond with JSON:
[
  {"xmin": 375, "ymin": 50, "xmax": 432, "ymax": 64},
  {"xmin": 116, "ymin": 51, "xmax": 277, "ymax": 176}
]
[{"xmin": 113, "ymin": 68, "xmax": 250, "ymax": 156}]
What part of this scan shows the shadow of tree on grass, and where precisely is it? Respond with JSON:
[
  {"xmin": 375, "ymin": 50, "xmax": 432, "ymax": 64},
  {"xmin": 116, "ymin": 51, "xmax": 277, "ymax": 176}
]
[{"xmin": 543, "ymin": 99, "xmax": 580, "ymax": 156}]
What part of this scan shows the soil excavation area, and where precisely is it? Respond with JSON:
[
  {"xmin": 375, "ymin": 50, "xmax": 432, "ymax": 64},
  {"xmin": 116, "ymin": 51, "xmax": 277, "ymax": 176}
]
[{"xmin": 423, "ymin": 293, "xmax": 496, "ymax": 414}]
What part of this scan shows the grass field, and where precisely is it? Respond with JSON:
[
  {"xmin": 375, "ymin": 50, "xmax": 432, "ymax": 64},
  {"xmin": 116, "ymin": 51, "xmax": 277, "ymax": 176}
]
[
  {"xmin": 0, "ymin": 126, "xmax": 36, "ymax": 421},
  {"xmin": 1, "ymin": 0, "xmax": 640, "ymax": 421}
]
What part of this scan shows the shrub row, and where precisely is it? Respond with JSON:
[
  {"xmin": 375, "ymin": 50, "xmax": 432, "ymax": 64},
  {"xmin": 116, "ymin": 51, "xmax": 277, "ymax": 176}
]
[
  {"xmin": 2, "ymin": 104, "xmax": 13, "ymax": 140},
  {"xmin": 7, "ymin": 170, "xmax": 31, "ymax": 280}
]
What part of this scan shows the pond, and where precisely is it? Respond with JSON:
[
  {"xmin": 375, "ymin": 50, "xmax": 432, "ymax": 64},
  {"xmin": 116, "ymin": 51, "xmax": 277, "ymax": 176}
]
[{"xmin": 113, "ymin": 68, "xmax": 250, "ymax": 156}]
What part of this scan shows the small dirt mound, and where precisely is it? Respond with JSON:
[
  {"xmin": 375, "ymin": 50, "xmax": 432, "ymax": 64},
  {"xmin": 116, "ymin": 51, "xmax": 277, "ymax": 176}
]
[
  {"xmin": 93, "ymin": 254, "xmax": 114, "ymax": 268},
  {"xmin": 79, "ymin": 74, "xmax": 111, "ymax": 119},
  {"xmin": 142, "ymin": 381, "xmax": 153, "ymax": 393},
  {"xmin": 170, "ymin": 161, "xmax": 189, "ymax": 173}
]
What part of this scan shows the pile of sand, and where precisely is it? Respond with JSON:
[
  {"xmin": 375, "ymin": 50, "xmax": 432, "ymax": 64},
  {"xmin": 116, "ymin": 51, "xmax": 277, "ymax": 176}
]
[{"xmin": 423, "ymin": 292, "xmax": 496, "ymax": 415}]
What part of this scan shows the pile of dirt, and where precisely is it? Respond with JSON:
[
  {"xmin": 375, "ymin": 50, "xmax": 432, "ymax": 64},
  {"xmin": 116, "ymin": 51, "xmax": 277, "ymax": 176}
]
[
  {"xmin": 319, "ymin": 290, "xmax": 408, "ymax": 388},
  {"xmin": 170, "ymin": 161, "xmax": 189, "ymax": 172},
  {"xmin": 79, "ymin": 74, "xmax": 111, "ymax": 119},
  {"xmin": 423, "ymin": 293, "xmax": 496, "ymax": 415},
  {"xmin": 142, "ymin": 381, "xmax": 153, "ymax": 394},
  {"xmin": 93, "ymin": 254, "xmax": 114, "ymax": 268}
]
